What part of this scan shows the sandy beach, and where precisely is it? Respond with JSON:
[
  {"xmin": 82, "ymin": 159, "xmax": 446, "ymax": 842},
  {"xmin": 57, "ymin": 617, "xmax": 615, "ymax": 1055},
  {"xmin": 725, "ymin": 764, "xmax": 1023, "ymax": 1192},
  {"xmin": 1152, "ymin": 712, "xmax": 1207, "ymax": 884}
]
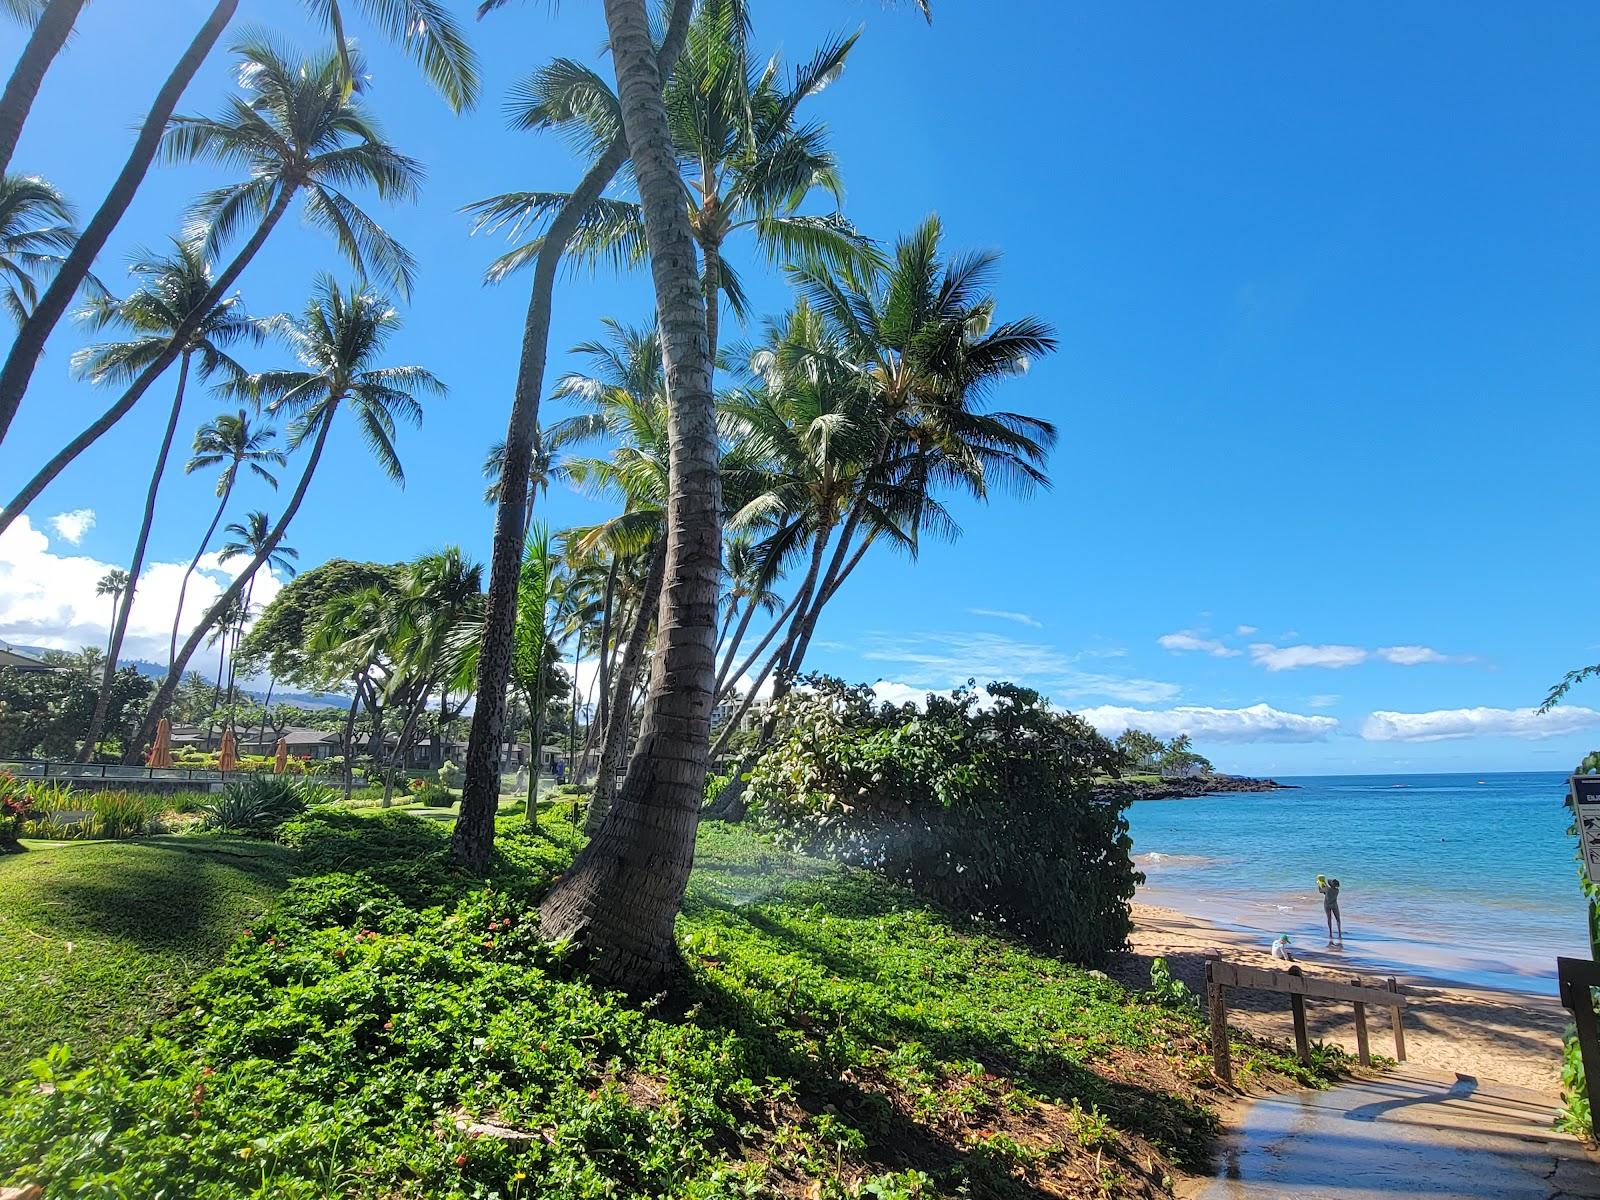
[{"xmin": 1110, "ymin": 901, "xmax": 1572, "ymax": 1095}]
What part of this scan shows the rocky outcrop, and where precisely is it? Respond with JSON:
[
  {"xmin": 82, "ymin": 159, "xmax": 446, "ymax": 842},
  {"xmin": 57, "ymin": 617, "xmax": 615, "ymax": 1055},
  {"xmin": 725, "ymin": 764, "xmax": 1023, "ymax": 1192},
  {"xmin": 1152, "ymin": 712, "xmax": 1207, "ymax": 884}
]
[{"xmin": 1094, "ymin": 775, "xmax": 1294, "ymax": 804}]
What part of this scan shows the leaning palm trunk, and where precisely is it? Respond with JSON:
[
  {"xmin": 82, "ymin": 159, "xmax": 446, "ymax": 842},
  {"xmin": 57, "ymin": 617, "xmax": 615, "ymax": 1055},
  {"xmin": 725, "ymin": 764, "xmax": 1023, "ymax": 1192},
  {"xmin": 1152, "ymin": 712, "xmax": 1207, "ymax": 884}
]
[
  {"xmin": 0, "ymin": 177, "xmax": 293, "ymax": 536},
  {"xmin": 450, "ymin": 0, "xmax": 693, "ymax": 871},
  {"xmin": 584, "ymin": 540, "xmax": 665, "ymax": 832},
  {"xmin": 171, "ymin": 479, "xmax": 232, "ymax": 668},
  {"xmin": 538, "ymin": 0, "xmax": 723, "ymax": 994},
  {"xmin": 78, "ymin": 352, "xmax": 193, "ymax": 760},
  {"xmin": 126, "ymin": 408, "xmax": 332, "ymax": 764},
  {"xmin": 0, "ymin": 0, "xmax": 87, "ymax": 176},
  {"xmin": 0, "ymin": 0, "xmax": 237, "ymax": 448}
]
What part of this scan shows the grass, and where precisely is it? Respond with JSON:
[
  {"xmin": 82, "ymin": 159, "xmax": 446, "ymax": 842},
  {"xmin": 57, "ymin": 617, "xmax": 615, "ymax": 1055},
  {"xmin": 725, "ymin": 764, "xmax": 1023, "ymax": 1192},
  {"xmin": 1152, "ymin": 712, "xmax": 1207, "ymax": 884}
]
[
  {"xmin": 0, "ymin": 810, "xmax": 1328, "ymax": 1199},
  {"xmin": 0, "ymin": 836, "xmax": 299, "ymax": 1064}
]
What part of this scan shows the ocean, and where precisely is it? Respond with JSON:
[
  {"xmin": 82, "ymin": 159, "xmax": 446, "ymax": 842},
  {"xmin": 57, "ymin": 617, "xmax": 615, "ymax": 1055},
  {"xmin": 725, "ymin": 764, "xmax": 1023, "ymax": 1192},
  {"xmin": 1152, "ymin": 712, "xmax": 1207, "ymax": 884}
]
[{"xmin": 1125, "ymin": 771, "xmax": 1591, "ymax": 995}]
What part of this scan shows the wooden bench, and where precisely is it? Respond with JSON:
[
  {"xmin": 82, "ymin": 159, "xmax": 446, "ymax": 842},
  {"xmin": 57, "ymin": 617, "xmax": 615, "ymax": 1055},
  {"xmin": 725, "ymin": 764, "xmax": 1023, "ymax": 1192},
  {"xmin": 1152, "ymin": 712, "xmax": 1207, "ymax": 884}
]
[{"xmin": 1205, "ymin": 960, "xmax": 1408, "ymax": 1083}]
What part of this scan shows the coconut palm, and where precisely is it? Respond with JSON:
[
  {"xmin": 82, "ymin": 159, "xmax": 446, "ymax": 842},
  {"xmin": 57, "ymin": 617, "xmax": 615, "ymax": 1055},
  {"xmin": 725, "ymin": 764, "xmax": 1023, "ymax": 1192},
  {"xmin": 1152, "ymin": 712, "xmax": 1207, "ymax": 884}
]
[
  {"xmin": 171, "ymin": 410, "xmax": 284, "ymax": 666},
  {"xmin": 0, "ymin": 0, "xmax": 88, "ymax": 177},
  {"xmin": 469, "ymin": 0, "xmax": 871, "ymax": 364},
  {"xmin": 0, "ymin": 173, "xmax": 75, "ymax": 324},
  {"xmin": 72, "ymin": 241, "xmax": 262, "ymax": 760},
  {"xmin": 534, "ymin": 0, "xmax": 723, "ymax": 994},
  {"xmin": 0, "ymin": 35, "xmax": 423, "ymax": 537},
  {"xmin": 448, "ymin": 0, "xmax": 694, "ymax": 869},
  {"xmin": 480, "ymin": 435, "xmax": 551, "ymax": 539},
  {"xmin": 389, "ymin": 545, "xmax": 482, "ymax": 785},
  {"xmin": 93, "ymin": 569, "xmax": 127, "ymax": 660},
  {"xmin": 0, "ymin": 0, "xmax": 477, "ymax": 450},
  {"xmin": 215, "ymin": 512, "xmax": 297, "ymax": 720},
  {"xmin": 0, "ymin": 0, "xmax": 241, "ymax": 450},
  {"xmin": 127, "ymin": 276, "xmax": 444, "ymax": 763}
]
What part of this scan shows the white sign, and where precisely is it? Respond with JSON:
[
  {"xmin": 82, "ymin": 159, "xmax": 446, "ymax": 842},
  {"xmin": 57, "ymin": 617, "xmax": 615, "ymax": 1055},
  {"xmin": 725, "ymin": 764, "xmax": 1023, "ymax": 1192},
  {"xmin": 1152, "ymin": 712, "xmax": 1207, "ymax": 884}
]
[{"xmin": 1570, "ymin": 775, "xmax": 1600, "ymax": 884}]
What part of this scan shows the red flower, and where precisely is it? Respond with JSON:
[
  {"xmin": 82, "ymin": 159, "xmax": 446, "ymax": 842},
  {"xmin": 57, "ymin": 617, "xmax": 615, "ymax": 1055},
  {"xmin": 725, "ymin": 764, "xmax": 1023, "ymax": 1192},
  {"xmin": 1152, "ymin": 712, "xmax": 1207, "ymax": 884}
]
[{"xmin": 455, "ymin": 1154, "xmax": 468, "ymax": 1167}]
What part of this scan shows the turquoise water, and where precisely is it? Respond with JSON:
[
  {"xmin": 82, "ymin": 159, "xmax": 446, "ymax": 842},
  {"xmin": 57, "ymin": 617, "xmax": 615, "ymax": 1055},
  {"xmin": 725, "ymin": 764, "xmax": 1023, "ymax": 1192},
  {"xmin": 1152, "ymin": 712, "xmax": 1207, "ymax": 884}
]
[{"xmin": 1125, "ymin": 771, "xmax": 1590, "ymax": 994}]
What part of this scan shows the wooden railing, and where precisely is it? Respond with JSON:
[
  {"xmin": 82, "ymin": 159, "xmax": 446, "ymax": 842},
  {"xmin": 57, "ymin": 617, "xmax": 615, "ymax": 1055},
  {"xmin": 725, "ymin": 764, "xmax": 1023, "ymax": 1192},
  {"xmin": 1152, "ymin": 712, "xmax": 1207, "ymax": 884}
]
[{"xmin": 1205, "ymin": 960, "xmax": 1408, "ymax": 1083}]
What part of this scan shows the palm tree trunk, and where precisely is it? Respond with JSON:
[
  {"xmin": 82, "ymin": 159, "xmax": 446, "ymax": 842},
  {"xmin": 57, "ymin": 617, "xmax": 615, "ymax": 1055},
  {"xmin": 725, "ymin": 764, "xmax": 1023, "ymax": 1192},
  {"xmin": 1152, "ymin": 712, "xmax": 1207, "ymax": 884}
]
[
  {"xmin": 539, "ymin": 0, "xmax": 723, "ymax": 995},
  {"xmin": 0, "ymin": 177, "xmax": 293, "ymax": 535},
  {"xmin": 171, "ymin": 480, "xmax": 232, "ymax": 668},
  {"xmin": 713, "ymin": 594, "xmax": 759, "ymax": 698},
  {"xmin": 528, "ymin": 672, "xmax": 547, "ymax": 816},
  {"xmin": 594, "ymin": 554, "xmax": 617, "ymax": 743},
  {"xmin": 78, "ymin": 352, "xmax": 191, "ymax": 761},
  {"xmin": 702, "ymin": 234, "xmax": 721, "ymax": 371},
  {"xmin": 0, "ymin": 0, "xmax": 237, "ymax": 448},
  {"xmin": 125, "ymin": 404, "xmax": 334, "ymax": 764},
  {"xmin": 0, "ymin": 0, "xmax": 86, "ymax": 176},
  {"xmin": 583, "ymin": 538, "xmax": 665, "ymax": 832},
  {"xmin": 451, "ymin": 0, "xmax": 694, "ymax": 872}
]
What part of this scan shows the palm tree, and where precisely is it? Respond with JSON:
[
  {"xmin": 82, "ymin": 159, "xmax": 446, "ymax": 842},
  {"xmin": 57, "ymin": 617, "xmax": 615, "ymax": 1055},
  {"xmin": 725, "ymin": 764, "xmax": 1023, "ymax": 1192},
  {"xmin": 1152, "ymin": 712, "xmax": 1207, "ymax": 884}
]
[
  {"xmin": 72, "ymin": 241, "xmax": 262, "ymax": 761},
  {"xmin": 310, "ymin": 583, "xmax": 397, "ymax": 798},
  {"xmin": 217, "ymin": 511, "xmax": 298, "ymax": 719},
  {"xmin": 0, "ymin": 173, "xmax": 75, "ymax": 323},
  {"xmin": 0, "ymin": 0, "xmax": 88, "ymax": 177},
  {"xmin": 171, "ymin": 410, "xmax": 284, "ymax": 667},
  {"xmin": 389, "ymin": 545, "xmax": 482, "ymax": 789},
  {"xmin": 534, "ymin": 0, "xmax": 723, "ymax": 994},
  {"xmin": 94, "ymin": 569, "xmax": 127, "ymax": 660},
  {"xmin": 448, "ymin": 0, "xmax": 695, "ymax": 872},
  {"xmin": 0, "ymin": 0, "xmax": 479, "ymax": 450},
  {"xmin": 480, "ymin": 435, "xmax": 550, "ymax": 539},
  {"xmin": 126, "ymin": 276, "xmax": 444, "ymax": 763},
  {"xmin": 0, "ymin": 0, "xmax": 242, "ymax": 449},
  {"xmin": 0, "ymin": 35, "xmax": 423, "ymax": 537},
  {"xmin": 471, "ymin": 0, "xmax": 871, "ymax": 365}
]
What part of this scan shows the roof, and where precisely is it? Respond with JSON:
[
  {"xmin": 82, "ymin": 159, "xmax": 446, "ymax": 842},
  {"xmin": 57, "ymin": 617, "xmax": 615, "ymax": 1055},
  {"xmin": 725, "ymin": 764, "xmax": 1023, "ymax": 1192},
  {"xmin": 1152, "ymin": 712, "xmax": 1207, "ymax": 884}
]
[{"xmin": 0, "ymin": 645, "xmax": 56, "ymax": 672}]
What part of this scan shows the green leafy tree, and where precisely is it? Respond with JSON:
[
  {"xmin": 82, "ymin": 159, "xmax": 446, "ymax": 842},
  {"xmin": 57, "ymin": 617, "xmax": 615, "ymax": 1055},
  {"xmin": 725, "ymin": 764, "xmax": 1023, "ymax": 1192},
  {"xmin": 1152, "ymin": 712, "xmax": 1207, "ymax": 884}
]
[
  {"xmin": 0, "ymin": 647, "xmax": 151, "ymax": 760},
  {"xmin": 1113, "ymin": 729, "xmax": 1164, "ymax": 772},
  {"xmin": 0, "ymin": 173, "xmax": 76, "ymax": 324}
]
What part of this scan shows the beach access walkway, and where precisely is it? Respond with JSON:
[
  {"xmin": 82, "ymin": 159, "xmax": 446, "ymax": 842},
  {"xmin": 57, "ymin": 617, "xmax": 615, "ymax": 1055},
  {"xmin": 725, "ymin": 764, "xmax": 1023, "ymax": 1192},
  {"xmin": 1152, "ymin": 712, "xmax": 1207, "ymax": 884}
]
[{"xmin": 1188, "ymin": 1067, "xmax": 1600, "ymax": 1200}]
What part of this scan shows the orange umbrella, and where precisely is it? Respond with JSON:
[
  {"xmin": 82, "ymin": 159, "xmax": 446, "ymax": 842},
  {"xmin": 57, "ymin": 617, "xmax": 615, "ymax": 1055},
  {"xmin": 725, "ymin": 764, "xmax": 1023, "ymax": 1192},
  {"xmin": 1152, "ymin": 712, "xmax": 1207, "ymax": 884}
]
[
  {"xmin": 218, "ymin": 728, "xmax": 238, "ymax": 773},
  {"xmin": 273, "ymin": 737, "xmax": 288, "ymax": 774},
  {"xmin": 146, "ymin": 717, "xmax": 173, "ymax": 768}
]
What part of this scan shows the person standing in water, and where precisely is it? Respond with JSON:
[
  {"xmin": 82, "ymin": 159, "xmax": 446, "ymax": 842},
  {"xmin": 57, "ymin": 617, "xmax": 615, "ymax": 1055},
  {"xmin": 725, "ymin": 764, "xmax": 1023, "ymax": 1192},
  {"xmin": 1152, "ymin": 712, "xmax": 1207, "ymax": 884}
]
[{"xmin": 1318, "ymin": 874, "xmax": 1343, "ymax": 945}]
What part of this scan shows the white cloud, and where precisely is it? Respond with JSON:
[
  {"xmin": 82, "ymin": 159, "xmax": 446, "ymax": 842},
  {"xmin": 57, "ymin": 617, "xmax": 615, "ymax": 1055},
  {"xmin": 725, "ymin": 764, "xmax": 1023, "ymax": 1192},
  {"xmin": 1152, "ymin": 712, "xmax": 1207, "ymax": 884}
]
[
  {"xmin": 0, "ymin": 516, "xmax": 286, "ymax": 668},
  {"xmin": 1306, "ymin": 693, "xmax": 1341, "ymax": 709},
  {"xmin": 1375, "ymin": 644, "xmax": 1472, "ymax": 666},
  {"xmin": 862, "ymin": 630, "xmax": 1180, "ymax": 704},
  {"xmin": 1361, "ymin": 706, "xmax": 1600, "ymax": 743},
  {"xmin": 48, "ymin": 508, "xmax": 95, "ymax": 545},
  {"xmin": 1248, "ymin": 641, "xmax": 1469, "ymax": 671},
  {"xmin": 871, "ymin": 680, "xmax": 935, "ymax": 707},
  {"xmin": 1235, "ymin": 624, "xmax": 1258, "ymax": 636},
  {"xmin": 1075, "ymin": 702, "xmax": 1341, "ymax": 744},
  {"xmin": 969, "ymin": 607, "xmax": 1042, "ymax": 629},
  {"xmin": 1158, "ymin": 630, "xmax": 1241, "ymax": 658}
]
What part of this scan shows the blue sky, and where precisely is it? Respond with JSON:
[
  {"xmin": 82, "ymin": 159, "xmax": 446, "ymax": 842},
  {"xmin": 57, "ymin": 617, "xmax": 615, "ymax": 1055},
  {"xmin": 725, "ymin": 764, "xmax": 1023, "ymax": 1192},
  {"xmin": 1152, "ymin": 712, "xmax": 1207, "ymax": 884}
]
[{"xmin": 2, "ymin": 0, "xmax": 1598, "ymax": 775}]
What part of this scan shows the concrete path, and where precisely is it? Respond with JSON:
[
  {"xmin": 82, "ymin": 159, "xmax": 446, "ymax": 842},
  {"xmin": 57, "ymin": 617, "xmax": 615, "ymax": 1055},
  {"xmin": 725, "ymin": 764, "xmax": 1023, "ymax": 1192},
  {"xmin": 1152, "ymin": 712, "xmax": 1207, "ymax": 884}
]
[{"xmin": 1189, "ymin": 1069, "xmax": 1600, "ymax": 1200}]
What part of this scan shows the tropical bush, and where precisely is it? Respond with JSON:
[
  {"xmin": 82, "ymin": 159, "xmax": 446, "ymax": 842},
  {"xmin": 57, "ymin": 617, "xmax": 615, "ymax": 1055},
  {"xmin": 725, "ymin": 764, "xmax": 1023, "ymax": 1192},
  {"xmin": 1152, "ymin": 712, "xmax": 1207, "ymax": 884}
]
[
  {"xmin": 438, "ymin": 758, "xmax": 465, "ymax": 788},
  {"xmin": 169, "ymin": 749, "xmax": 334, "ymax": 776},
  {"xmin": 20, "ymin": 788, "xmax": 167, "ymax": 841},
  {"xmin": 407, "ymin": 778, "xmax": 453, "ymax": 806},
  {"xmin": 0, "ymin": 772, "xmax": 34, "ymax": 848},
  {"xmin": 199, "ymin": 776, "xmax": 334, "ymax": 836},
  {"xmin": 745, "ymin": 679, "xmax": 1140, "ymax": 962}
]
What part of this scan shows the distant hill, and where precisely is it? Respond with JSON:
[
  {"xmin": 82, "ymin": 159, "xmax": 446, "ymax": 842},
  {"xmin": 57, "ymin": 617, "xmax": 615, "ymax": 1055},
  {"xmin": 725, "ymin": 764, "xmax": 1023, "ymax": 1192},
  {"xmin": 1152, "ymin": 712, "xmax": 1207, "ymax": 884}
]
[{"xmin": 14, "ymin": 646, "xmax": 348, "ymax": 711}]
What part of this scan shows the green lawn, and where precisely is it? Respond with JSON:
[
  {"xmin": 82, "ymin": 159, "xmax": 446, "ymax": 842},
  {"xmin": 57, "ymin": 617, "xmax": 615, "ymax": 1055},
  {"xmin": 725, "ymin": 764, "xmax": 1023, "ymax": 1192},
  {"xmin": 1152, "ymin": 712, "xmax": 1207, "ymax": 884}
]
[
  {"xmin": 0, "ymin": 812, "xmax": 1325, "ymax": 1198},
  {"xmin": 0, "ymin": 837, "xmax": 298, "ymax": 1064}
]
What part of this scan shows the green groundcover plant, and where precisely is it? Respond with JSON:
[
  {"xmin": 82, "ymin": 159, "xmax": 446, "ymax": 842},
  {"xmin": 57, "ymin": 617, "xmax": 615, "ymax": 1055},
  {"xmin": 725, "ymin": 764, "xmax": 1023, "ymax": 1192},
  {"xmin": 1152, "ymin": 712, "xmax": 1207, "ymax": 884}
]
[{"xmin": 745, "ymin": 679, "xmax": 1141, "ymax": 962}]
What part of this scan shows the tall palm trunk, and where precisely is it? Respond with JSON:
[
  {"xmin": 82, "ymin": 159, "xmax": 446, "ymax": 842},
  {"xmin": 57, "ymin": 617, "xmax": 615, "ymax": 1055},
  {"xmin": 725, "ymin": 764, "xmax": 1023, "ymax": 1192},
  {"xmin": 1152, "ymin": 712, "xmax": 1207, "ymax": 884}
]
[
  {"xmin": 584, "ymin": 539, "xmax": 665, "ymax": 832},
  {"xmin": 78, "ymin": 352, "xmax": 192, "ymax": 761},
  {"xmin": 171, "ymin": 479, "xmax": 233, "ymax": 668},
  {"xmin": 712, "ymin": 592, "xmax": 759, "ymax": 698},
  {"xmin": 451, "ymin": 0, "xmax": 693, "ymax": 871},
  {"xmin": 126, "ymin": 405, "xmax": 334, "ymax": 764},
  {"xmin": 0, "ymin": 0, "xmax": 237, "ymax": 448},
  {"xmin": 538, "ymin": 0, "xmax": 723, "ymax": 995},
  {"xmin": 340, "ymin": 684, "xmax": 360, "ymax": 797},
  {"xmin": 0, "ymin": 0, "xmax": 86, "ymax": 176},
  {"xmin": 701, "ymin": 234, "xmax": 722, "ymax": 370},
  {"xmin": 0, "ymin": 178, "xmax": 294, "ymax": 535},
  {"xmin": 594, "ymin": 553, "xmax": 618, "ymax": 748}
]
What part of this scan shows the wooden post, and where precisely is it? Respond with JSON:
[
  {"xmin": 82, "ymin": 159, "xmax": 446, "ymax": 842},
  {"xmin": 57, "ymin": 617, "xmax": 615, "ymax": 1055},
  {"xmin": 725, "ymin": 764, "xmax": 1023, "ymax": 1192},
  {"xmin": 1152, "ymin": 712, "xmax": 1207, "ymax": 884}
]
[
  {"xmin": 1287, "ymin": 965, "xmax": 1311, "ymax": 1065},
  {"xmin": 1571, "ymin": 985, "xmax": 1600, "ymax": 1112},
  {"xmin": 1206, "ymin": 963, "xmax": 1233, "ymax": 1084},
  {"xmin": 1352, "ymin": 976, "xmax": 1371, "ymax": 1067},
  {"xmin": 1387, "ymin": 977, "xmax": 1406, "ymax": 1062}
]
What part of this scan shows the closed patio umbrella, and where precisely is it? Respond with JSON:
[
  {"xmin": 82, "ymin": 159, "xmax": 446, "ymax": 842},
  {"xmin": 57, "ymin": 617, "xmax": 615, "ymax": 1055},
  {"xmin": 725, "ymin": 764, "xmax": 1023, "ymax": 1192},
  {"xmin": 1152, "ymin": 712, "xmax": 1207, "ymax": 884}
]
[
  {"xmin": 146, "ymin": 718, "xmax": 172, "ymax": 768},
  {"xmin": 273, "ymin": 737, "xmax": 288, "ymax": 774},
  {"xmin": 218, "ymin": 728, "xmax": 238, "ymax": 773}
]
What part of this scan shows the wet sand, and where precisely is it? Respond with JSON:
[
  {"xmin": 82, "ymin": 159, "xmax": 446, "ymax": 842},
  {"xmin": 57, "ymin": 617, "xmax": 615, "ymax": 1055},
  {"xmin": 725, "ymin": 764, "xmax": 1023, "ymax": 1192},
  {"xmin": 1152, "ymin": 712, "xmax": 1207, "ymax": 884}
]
[{"xmin": 1111, "ymin": 902, "xmax": 1572, "ymax": 1095}]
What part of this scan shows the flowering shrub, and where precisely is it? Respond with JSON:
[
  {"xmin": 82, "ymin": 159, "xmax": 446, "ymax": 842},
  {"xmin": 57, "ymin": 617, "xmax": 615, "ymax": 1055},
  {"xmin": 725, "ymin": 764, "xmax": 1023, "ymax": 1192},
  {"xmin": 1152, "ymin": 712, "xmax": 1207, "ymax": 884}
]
[
  {"xmin": 746, "ymin": 678, "xmax": 1140, "ymax": 962},
  {"xmin": 0, "ymin": 772, "xmax": 34, "ymax": 848}
]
